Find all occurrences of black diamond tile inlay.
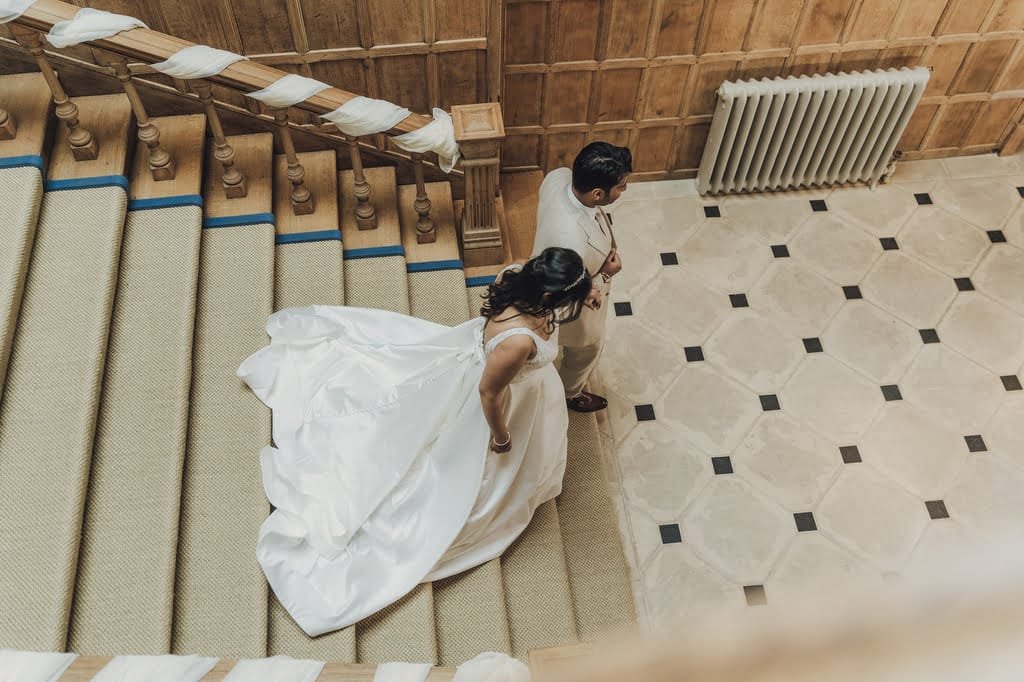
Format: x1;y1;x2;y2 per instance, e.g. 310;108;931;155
712;456;733;475
635;404;656;422
965;434;987;452
810;199;828;212
704;205;721;218
881;384;903;401
744;584;767;606
759;394;780;411
880;237;899;250
803;337;823;353
919;328;940;344
730;293;749;308
614;301;633;316
771;244;790;258
926;500;949;519
843;285;863;300
955;277;975;291
661;251;679;265
684;346;704;362
988;230;1007;244
915;192;933;205
840;445;862;463
1001;375;1023;391
794;512;817;532
1018;186;1024;198
659;523;682;544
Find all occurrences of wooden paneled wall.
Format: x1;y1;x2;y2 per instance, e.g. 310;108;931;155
501;0;1024;179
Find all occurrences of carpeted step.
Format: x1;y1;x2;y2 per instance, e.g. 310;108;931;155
268;149;355;662
0;72;50;393
68;115;207;656
340;166;410;315
558;412;636;639
356;584;438;665
501;500;578;657
172;133;274;658
0;94;133;650
433;561;512;666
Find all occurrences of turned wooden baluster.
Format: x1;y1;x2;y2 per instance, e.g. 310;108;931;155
272;108;314;215
191;80;246;198
345;135;377;230
411;153;434;243
10;25;97;160
0;107;16;140
111;61;175;180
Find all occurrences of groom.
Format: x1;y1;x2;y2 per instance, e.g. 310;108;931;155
531;142;632;413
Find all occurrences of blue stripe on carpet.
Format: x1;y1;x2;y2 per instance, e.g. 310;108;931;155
275;229;342;245
344;245;405;260
128;195;203;212
202;212;276;229
44;175;129;192
465;275;497;287
0;155;44;172
406;259;464;273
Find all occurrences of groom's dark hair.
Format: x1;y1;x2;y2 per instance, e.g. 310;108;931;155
572;142;632;194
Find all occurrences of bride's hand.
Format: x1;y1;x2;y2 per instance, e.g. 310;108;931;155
491;431;512;454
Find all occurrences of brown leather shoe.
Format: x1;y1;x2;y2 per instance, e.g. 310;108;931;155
566;391;608;413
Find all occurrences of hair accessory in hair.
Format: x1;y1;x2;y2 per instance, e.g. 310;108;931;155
563;270;586;291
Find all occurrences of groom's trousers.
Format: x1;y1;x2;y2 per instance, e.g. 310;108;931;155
559;341;603;399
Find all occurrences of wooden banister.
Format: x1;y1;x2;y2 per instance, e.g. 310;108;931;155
14;0;432;138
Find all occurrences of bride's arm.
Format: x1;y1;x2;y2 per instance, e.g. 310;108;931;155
478;335;534;452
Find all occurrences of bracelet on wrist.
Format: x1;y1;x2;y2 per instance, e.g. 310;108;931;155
492;433;511;447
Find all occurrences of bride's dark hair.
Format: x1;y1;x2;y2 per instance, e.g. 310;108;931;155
481;247;592;330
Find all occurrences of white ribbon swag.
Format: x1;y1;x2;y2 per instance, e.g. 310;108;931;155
46;7;146;48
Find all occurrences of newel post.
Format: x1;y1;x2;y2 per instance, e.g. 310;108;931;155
451;103;505;267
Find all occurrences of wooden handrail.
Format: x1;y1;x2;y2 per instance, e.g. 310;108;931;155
13;0;433;137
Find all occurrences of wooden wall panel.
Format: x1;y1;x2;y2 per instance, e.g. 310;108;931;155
435;0;487;41
230;0;295;55
368;0;426;45
376;55;431;112
299;0;362;50
502;0;1024;179
439;51;487;109
545;132;589;169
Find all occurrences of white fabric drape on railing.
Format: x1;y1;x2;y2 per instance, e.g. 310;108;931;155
91;654;219;682
0;0;36;24
248;73;331;108
320;95;411;137
151;45;247;79
393;107;461;173
221;655;324;682
0;649;77;682
370;661;433;682
45;7;146;48
453;652;531;682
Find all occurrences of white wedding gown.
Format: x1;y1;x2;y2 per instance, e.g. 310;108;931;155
237;304;568;637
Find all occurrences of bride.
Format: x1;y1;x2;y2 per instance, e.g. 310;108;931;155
237;247;597;637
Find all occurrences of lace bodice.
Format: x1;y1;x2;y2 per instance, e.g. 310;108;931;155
483;326;559;383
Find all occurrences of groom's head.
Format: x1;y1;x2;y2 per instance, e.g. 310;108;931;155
572;142;632;207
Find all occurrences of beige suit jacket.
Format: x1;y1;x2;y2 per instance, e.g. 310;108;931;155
531;167;613;348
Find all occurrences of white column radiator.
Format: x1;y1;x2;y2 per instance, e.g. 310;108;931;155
697;67;929;195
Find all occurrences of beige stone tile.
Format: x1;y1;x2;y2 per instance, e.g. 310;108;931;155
633;267;732;343
605;388;639;447
600;317;684;403
860;252;958;329
985;393;1024;471
889;159;949;184
718;193;814;244
606;222;664;299
901;345;1003;433
657;364;762;455
652;178;700;199
859;402;969;499
931;177;1021;229
641;544;746;630
816;467;930;570
609;197;705;251
937;294;1024;375
680;476;795;584
787;214;881;285
621;499;663;573
941;152;1024;179
618;421;713;519
973;245;1024;316
704;310;804;393
732;413;842;509
901;519;981;584
1003;204;1024;248
899;208;990;277
764;533;883;606
678;218;774;292
780;355;885;443
827;183;921;236
748;261;846;337
944;455;1024;540
821;301;921;383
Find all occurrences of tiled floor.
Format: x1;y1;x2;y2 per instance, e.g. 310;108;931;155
589;153;1024;630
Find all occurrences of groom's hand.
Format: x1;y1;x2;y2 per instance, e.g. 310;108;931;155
600;248;622;277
